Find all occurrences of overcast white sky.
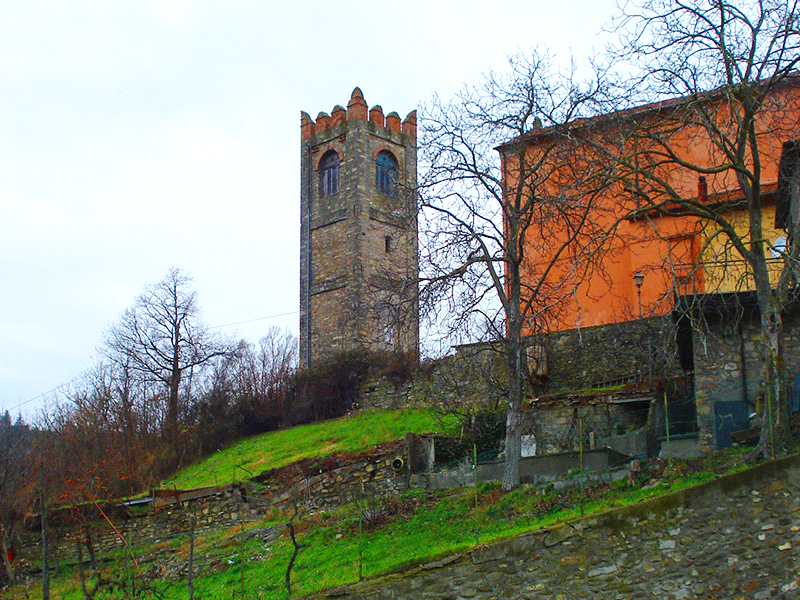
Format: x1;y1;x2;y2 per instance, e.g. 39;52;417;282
0;0;619;417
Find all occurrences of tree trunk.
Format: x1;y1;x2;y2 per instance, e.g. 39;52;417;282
749;244;789;459
76;535;90;600
187;513;195;600
502;341;524;491
285;521;300;596
166;367;181;442
165;319;182;442
756;301;787;457
85;529;98;575
0;533;14;584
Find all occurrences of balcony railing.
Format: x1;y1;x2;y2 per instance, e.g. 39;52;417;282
674;257;785;294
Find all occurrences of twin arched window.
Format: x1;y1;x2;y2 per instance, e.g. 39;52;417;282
319;149;399;197
319;150;340;196
376;150;398;196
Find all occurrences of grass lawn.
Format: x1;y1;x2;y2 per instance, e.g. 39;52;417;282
164;408;452;490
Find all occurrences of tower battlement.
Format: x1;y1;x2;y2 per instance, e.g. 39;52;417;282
300;88;416;141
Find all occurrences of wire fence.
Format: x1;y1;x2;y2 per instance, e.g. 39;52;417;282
521;398;697;459
429;394;702;472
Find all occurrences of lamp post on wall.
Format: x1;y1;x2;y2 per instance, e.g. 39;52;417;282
633;271;644;318
633;271;652;386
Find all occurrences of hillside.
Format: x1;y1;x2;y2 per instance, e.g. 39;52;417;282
165;407;450;489
9;440;780;600
7;415;778;599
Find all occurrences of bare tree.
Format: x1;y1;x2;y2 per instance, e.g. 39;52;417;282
40;361;166;504
0;413;34;585
606;0;800;455
230;328;297;426
284;501;303;596
196;328;297;445
103;268;230;442
419;51;616;489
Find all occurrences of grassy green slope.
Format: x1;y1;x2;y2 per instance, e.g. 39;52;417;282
164;408;451;489
22;463;751;600
8;442;765;599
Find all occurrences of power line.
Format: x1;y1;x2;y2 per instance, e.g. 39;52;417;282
4;311;299;416
2;377;79;416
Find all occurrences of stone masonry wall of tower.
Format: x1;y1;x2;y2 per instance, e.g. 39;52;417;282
299;88;419;368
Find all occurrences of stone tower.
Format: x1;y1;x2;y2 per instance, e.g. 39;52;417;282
299;88;418;367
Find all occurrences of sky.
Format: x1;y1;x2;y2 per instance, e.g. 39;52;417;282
0;0;620;418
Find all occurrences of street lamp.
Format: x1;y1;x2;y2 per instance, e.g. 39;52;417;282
633;271;651;386
633;271;644;319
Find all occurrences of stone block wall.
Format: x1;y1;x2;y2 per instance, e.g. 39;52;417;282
358;351;509;412
524;397;653;457
255;441;408;509
692;302;800;449
542;316;683;390
17;485;262;568
359;317;684;414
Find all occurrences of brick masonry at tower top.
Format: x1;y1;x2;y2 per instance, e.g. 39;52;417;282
300;88;419;367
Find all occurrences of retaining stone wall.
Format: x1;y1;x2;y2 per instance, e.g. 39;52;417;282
17;485;263;567
525;399;652;456
317;454;800;599
256;441;407;508
543;316;682;390
17;442;408;568
358;352;508;412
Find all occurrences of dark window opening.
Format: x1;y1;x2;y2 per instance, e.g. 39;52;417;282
384;235;392;253
776;140;799;229
376;150;398;196
319;150;340;196
676;314;694;373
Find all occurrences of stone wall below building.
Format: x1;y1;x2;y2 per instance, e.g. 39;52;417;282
359;316;684;414
543;316;682;390
691;302;800;450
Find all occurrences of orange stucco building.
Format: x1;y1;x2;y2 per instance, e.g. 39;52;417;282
499;80;800;336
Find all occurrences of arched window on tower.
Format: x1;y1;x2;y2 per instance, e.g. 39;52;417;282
319;150;340;196
375;150;398;196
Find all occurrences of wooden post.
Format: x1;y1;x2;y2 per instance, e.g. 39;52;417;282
579;414;584;517
473;443;479;545
40;465;49;600
664;391;671;467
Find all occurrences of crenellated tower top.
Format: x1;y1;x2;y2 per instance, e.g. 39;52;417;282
301;87;416;141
